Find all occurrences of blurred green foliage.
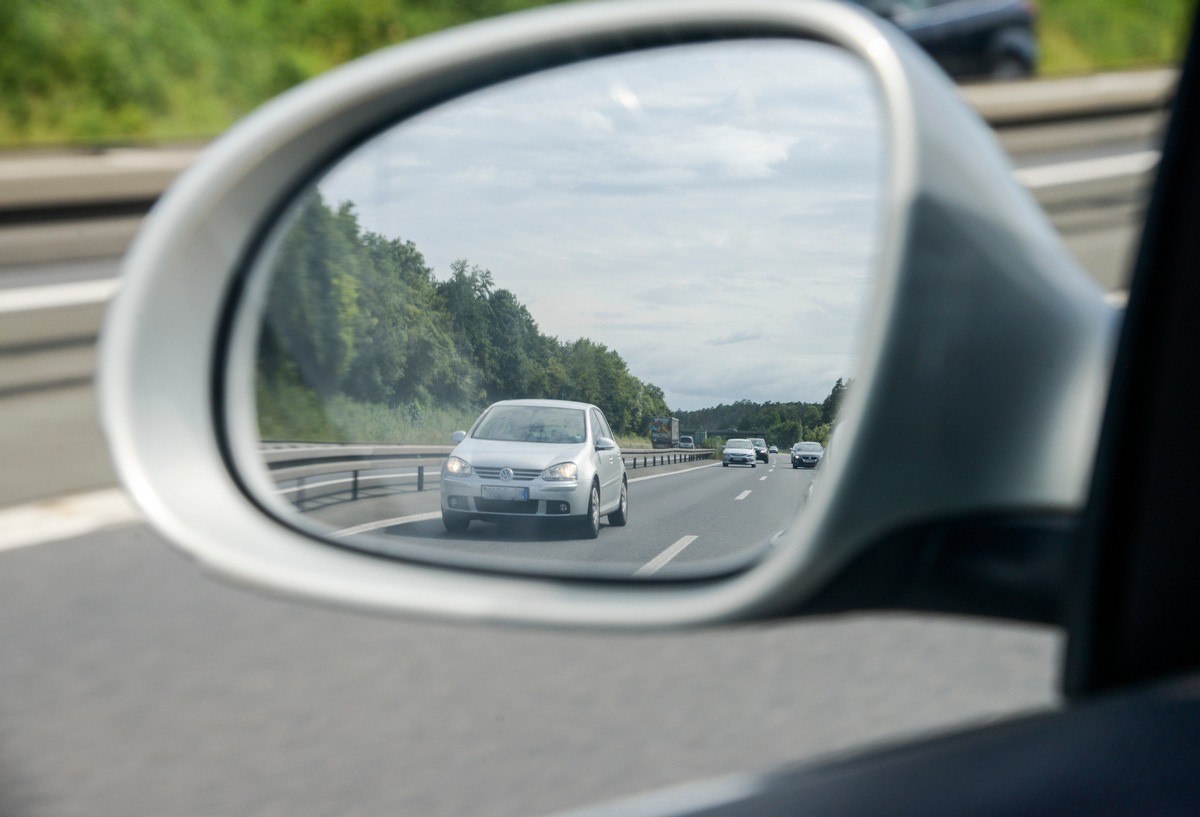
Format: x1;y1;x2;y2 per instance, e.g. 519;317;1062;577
0;0;1188;147
0;0;563;146
1038;0;1191;75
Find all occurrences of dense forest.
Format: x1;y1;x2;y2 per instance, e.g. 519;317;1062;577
676;380;848;449
256;192;670;443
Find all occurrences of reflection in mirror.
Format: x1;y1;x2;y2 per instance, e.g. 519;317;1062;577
232;39;885;580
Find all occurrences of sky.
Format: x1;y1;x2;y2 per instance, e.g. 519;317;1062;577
313;39;886;410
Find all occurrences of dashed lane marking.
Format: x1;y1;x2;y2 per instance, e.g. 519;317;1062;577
0;488;140;552
635;535;699;577
734;490;752;501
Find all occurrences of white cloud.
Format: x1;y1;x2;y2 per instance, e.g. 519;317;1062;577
312;39;884;409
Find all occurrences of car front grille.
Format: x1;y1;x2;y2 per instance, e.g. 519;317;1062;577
474;467;540;481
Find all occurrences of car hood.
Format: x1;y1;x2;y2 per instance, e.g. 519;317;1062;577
452;438;592;470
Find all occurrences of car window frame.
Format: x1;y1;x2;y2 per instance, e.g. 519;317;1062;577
1063;8;1200;697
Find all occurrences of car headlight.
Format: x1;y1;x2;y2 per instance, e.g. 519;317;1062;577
444;456;473;476
541;462;578;481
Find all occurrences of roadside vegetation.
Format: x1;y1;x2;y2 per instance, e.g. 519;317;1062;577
0;1;1188;148
257;192;672;443
257;191;847;447
1038;0;1191;76
675;380;848;452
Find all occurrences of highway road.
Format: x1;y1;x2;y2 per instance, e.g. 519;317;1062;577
294;456;810;578
0;111;1153;817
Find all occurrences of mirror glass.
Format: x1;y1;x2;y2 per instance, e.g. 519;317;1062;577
232;39;886;580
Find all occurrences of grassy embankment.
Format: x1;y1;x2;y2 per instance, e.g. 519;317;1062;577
258;380;655;447
0;0;1191;148
1038;0;1192;76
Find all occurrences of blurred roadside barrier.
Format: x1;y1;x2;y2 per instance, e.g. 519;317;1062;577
0;69;1175;267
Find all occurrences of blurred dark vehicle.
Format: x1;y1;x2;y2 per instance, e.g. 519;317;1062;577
847;0;1037;80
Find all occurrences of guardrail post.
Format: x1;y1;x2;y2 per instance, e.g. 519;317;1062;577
418;466;425;492
352;470;359;500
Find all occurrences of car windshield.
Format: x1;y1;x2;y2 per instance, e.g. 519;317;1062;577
472;406;587;444
797;443;823;452
727;439;753;449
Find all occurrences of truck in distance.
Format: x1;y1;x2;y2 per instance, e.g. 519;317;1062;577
649;416;680;449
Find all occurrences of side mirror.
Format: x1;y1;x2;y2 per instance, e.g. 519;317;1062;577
99;0;1114;630
450;430;467;444
595;437;617;452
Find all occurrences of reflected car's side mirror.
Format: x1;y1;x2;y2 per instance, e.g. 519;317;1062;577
450;431;467;444
595;437;617;452
98;0;1115;630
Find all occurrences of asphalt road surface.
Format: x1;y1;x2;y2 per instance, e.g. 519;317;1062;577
0;112;1151;817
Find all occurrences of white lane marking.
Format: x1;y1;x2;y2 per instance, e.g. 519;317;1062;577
0;488;140;552
628;462;720;484
759;476;768;481
1016;149;1160;189
635;535;698;577
734;490;752;501
333;511;442;537
0;278;119;315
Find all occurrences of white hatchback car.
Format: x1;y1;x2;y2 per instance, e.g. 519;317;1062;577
441;399;628;538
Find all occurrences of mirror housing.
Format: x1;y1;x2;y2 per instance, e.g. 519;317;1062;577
450;431;467;444
595;438;618;452
98;0;1115;629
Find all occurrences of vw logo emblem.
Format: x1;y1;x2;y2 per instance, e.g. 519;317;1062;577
499;467;514;481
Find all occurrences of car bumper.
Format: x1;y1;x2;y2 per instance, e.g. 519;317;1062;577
441;475;589;518
792;457;820;468
724;454;755;465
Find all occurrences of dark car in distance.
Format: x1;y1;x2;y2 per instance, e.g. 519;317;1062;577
791;441;825;469
751;438;770;462
846;0;1037;80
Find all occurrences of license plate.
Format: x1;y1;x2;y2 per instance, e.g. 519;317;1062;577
480;485;530;501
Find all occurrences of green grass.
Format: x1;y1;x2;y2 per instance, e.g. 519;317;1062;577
0;1;1191;147
258;378;480;444
0;0;564;147
1038;0;1192;76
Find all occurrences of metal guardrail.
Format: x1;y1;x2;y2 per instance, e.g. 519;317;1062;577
261;443;715;510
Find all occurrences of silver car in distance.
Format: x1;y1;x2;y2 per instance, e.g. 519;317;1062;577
722;438;758;468
440;399;629;538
